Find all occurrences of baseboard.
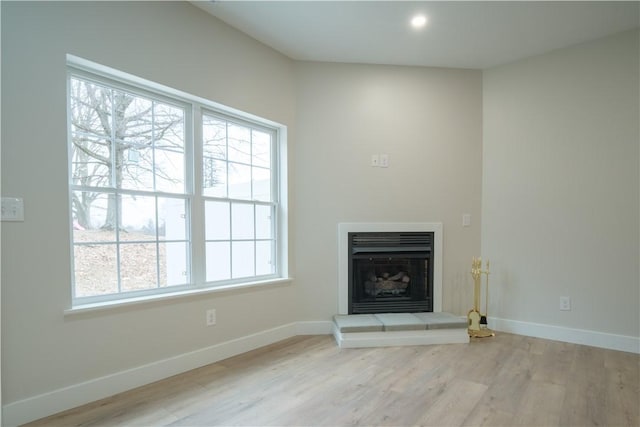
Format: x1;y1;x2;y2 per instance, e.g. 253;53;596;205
3;322;302;427
5;318;636;426
491;317;640;354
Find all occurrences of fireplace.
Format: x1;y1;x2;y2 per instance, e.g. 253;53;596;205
338;223;442;315
349;232;432;314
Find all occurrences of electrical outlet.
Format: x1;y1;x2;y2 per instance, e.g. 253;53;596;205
559;296;571;311
206;309;216;326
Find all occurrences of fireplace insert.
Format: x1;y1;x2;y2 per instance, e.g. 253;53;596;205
348;231;433;314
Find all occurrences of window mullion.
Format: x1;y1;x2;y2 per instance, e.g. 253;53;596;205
250;130;256;276
151;101;157;191
151;103;161;290
249;128;254;201
155;196;161;289
191;103;206;287
110;88;124;295
225;121;230;198
253;204;257;277
228;201;234;279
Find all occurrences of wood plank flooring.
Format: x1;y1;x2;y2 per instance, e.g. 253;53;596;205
24;333;639;426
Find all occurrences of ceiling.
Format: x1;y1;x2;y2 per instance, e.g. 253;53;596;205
193;1;639;69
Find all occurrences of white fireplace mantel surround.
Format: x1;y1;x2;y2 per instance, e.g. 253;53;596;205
338;222;443;315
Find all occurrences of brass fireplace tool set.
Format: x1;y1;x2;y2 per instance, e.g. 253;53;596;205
468;257;495;338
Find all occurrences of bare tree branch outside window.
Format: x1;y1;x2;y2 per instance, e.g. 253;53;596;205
68;68;278;302
70;78;185;230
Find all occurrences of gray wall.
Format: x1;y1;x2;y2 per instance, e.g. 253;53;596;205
1;2;483;411
1;1;298;405
482;29;639;338
293;62;483;319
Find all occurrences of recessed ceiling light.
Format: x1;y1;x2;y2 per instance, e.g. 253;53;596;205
411;15;428;29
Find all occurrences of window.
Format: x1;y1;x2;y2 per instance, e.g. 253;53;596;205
202;114;277;282
68;58;285;306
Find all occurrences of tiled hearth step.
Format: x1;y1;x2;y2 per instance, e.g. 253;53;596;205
333;312;470;348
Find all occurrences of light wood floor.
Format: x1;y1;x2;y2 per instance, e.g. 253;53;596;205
24;333;639;426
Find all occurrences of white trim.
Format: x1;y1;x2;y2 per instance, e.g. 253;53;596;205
337;222;443;315
4;317;637;426
3;320;332;427
65;278;294;316
490;317;640;354
2;322;298;427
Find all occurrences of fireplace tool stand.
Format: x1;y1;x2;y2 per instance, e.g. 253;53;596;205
468;257;495;338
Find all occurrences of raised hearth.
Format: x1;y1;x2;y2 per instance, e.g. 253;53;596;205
333;312;469;348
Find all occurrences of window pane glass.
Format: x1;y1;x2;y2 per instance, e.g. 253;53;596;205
69;79;112;191
159;197;187;240
252;166;271;202
232;241;254;278
120;243;158;292
228;124;251;164
120;194;156;241
228;163;251;200
70;134;112;188
72;191;115;241
154;103;185;193
160;242;189;286
231;203;254;240
116;91;155;192
203;158;227;198
74;244;118;297
120;94;153;145
114;96;186;193
256;241;274;276
120;143;154;191
205;201;230;240
255;205;273;239
69;78;112;137
206;242;231;282
155;148;185;193
203;115;226;160
252;130;271;168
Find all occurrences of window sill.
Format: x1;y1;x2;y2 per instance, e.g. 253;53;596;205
64;277;294;317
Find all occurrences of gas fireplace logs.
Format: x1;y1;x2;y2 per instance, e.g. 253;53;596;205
364;271;410;296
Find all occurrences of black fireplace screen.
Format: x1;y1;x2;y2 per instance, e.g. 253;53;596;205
348;232;433;314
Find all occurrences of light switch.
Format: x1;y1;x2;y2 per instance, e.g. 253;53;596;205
371;154;379;167
1;197;25;221
380;154;389;168
462;214;471;227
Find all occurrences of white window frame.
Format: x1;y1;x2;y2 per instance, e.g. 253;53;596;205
200;110;280;285
67;55;288;308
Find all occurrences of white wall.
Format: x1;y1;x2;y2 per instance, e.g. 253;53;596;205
293;62;483;320
1;0;297;416
482;30;639;345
